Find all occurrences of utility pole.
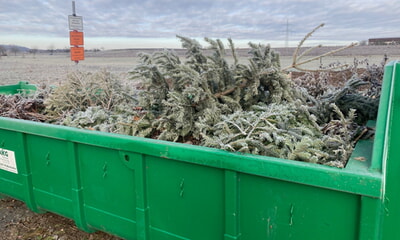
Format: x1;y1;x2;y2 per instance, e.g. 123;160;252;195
72;1;76;16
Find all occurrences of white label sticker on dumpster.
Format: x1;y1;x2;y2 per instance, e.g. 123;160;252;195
0;149;18;174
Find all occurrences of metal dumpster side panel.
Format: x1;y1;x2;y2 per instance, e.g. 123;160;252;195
380;61;400;239
27;135;74;218
0;81;37;95
78;144;138;238
0;118;382;240
239;173;361;240
0;117;382;197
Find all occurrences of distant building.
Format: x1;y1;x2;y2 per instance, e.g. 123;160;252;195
368;38;400;45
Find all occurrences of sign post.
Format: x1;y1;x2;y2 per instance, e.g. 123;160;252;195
69;31;84;46
69;1;84;64
68;16;83;31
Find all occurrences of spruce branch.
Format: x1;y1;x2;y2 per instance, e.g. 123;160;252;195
228;38;239;66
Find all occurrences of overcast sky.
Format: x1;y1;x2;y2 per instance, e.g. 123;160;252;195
1;0;399;49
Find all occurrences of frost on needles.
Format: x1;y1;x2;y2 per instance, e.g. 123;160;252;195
127;36;377;167
13;35;380;167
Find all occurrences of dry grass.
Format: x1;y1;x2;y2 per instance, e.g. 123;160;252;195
0;53;135;85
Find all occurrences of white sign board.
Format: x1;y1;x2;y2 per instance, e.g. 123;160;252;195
0;148;17;174
68;15;83;31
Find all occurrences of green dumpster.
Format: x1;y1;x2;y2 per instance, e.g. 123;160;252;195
0;61;399;239
0;81;37;95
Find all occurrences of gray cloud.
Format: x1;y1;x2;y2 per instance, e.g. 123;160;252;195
1;0;399;48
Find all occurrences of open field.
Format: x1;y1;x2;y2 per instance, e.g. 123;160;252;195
0;53;135;85
1;45;399;86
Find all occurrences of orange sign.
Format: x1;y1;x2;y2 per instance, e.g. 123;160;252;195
70;47;85;61
70;31;84;46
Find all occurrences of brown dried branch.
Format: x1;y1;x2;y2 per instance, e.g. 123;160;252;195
214;79;248;98
292;23;325;66
282;24;357;72
0;95;47;122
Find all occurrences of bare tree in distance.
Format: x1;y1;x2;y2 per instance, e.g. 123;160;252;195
10;45;20;56
48;44;55;55
0;46;6;58
30;47;39;58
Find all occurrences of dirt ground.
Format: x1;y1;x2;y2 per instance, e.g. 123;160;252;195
0;197;122;240
0;45;398;239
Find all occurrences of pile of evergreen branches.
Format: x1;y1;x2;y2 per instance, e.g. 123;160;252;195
126;36;378;166
0;36;382;167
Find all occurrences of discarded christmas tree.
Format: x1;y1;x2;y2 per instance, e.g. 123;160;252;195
127;33;379;166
